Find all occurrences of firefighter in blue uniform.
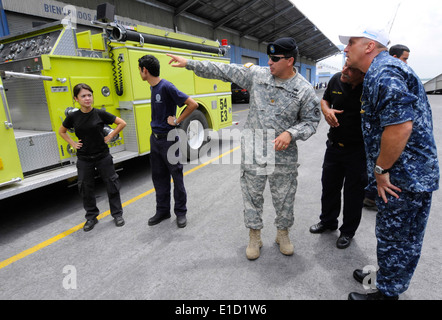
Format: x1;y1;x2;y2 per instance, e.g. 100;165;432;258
138;55;198;228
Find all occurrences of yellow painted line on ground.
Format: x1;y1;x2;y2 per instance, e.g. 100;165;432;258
233;108;249;114
0;146;240;271
184;146;240;176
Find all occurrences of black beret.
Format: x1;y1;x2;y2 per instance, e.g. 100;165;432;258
267;37;298;56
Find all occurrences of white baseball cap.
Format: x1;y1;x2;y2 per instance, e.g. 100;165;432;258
339;25;390;47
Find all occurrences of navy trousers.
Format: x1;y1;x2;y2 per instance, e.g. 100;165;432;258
320;140;367;237
76;153;123;221
375;191;432;297
150;133;187;217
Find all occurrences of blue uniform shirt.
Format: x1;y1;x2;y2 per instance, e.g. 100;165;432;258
150;79;189;134
361;50;439;193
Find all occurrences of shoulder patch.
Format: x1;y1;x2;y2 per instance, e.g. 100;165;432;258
243;62;254;68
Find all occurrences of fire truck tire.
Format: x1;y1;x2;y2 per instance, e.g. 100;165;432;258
180;109;209;160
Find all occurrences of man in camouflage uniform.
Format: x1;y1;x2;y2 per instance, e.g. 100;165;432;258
339;26;439;300
168;38;320;260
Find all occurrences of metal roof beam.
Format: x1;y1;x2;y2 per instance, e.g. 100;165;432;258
175;0;200;17
297;32;324;46
135;0;246;37
258;17;307;42
302;38;334;53
135;0;174;12
302;41;339;60
239;4;294;37
133;0;338;61
289;26;317;41
214;0;262;29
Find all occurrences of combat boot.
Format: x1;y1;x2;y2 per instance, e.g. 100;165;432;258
246;229;263;260
275;229;294;256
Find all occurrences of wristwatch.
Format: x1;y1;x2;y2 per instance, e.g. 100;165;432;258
374;165;391;175
174;118;180;126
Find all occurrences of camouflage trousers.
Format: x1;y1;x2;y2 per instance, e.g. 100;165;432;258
240;164;299;230
375;191;432;296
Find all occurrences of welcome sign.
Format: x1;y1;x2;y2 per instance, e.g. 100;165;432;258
2;0;139;27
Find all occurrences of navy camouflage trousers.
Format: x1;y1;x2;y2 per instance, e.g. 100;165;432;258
375;191;432;296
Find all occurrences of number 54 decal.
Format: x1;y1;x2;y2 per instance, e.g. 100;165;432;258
220;98;228;122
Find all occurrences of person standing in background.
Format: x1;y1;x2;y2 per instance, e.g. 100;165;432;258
309;62;366;249
389;44;410;64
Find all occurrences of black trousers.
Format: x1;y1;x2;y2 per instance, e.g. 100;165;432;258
76;153;123;220
150;133;187;217
320;141;367;237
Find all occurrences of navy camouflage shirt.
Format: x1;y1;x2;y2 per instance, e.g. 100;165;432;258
361;50;439;193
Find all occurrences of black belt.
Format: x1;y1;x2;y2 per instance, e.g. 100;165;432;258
152;132;169;139
78;151;109;162
328;140;362;148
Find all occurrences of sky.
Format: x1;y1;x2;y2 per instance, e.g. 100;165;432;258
292;0;442;80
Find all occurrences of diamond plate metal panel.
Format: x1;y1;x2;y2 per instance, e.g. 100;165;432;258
15;130;60;174
3;77;51;131
119;108;139;153
52;27;77;56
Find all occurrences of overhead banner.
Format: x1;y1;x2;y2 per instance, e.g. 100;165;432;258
2;0;139;27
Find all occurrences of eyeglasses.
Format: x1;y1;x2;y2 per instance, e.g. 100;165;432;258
269;55;291;62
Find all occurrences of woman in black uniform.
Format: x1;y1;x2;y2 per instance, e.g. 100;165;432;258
59;83;126;231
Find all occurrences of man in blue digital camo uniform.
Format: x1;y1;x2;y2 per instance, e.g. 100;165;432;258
340;26;439;300
167;38;321;260
363;43;412;210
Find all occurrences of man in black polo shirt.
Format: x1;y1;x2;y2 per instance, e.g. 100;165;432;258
309;63;366;249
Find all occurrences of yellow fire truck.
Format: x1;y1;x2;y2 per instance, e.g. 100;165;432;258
0;14;232;200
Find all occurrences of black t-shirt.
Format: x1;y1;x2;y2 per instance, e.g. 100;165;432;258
62;108;116;160
323;72;364;145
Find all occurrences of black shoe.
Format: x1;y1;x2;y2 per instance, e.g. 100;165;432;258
148;213;171;226
114;216;125;227
177;215;187;228
309;221;337;234
336;234;352;249
83;218;98;232
348;290;398;300
353;269;374;284
363;197;378;211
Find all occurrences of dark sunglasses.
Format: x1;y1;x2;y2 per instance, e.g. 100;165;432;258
269;55;291;62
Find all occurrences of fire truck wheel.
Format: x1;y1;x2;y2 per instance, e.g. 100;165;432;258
180;109;209;160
